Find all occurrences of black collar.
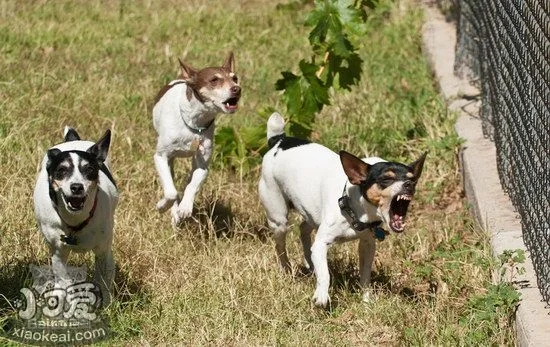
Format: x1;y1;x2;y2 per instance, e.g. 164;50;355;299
338;182;386;241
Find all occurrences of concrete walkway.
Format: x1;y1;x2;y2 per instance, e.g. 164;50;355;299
421;3;550;346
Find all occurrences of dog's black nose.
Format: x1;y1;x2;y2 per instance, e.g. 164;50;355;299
70;183;84;195
230;85;241;96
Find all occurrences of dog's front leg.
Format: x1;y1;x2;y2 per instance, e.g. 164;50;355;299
51;247;71;288
358;234;376;302
93;250;115;307
154;152;178;212
173;151;210;225
311;232;333;307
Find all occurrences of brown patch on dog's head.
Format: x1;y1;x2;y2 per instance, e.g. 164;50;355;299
365;183;393;208
177;52;241;113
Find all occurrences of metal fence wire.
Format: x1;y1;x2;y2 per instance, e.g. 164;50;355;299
454;0;550;304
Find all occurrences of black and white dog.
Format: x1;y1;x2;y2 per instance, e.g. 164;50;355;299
259;113;426;307
33;127;118;306
153;52;241;227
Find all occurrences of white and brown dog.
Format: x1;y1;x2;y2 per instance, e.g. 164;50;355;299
259;113;426;307
33;127;118;306
153;52;241;227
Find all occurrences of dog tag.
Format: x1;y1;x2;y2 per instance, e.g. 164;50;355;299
61;235;78;245
374;227;386;241
190;138;200;152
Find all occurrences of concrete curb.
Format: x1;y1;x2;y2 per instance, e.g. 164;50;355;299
421;4;550;346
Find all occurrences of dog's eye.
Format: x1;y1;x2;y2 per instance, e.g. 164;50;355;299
232;76;238;83
54;167;69;180
209;77;220;84
81;165;97;179
379;177;394;187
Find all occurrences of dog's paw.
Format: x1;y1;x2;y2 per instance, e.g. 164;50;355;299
156;197;176;213
170;203;183;228
177;199;194;219
362;290;373;303
312;290;330;308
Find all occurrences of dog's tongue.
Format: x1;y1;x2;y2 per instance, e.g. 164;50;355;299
224;97;239;112
391;214;405;231
225;103;238;111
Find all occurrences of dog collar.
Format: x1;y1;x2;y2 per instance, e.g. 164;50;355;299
338;183;386;241
55;194;98;245
180;110;215;135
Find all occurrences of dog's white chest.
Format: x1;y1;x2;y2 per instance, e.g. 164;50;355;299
165;133;209;158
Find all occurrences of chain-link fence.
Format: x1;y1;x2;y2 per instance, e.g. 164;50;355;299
454;0;550;304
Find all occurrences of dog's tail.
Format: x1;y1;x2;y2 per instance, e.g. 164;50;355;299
63;126;81;142
267;112;285;149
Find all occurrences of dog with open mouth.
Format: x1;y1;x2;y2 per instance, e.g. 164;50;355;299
152;52;241;227
258;113;426;307
33;127;118;306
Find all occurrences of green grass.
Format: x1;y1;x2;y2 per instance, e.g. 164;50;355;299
0;0;516;345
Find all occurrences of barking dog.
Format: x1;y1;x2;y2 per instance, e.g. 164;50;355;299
259;113;426;307
153;52;241;227
33;127;118;306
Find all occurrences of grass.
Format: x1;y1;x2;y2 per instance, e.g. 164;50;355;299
0;0;517;345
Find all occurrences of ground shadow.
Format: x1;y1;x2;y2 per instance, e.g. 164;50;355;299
0;258;34;315
0;257;148;316
325;257;432;309
113;263;149;308
177;197;271;242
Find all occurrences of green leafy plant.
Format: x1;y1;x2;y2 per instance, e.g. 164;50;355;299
216;0;370;171
459;249;524;344
498;249;526;283
461;283;520;344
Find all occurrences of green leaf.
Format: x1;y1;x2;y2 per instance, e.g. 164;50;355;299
335;0;367;36
299;60;330;106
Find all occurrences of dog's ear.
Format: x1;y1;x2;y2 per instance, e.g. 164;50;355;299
409;152;427;181
340;151;370;185
63;126;80;142
222;51;235;72
47;148;61;161
46;148;61;172
87;129;111;163
178;58;197;82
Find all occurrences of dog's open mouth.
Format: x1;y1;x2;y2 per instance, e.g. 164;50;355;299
63;195;86;212
389;194;412;232
223;97;240;112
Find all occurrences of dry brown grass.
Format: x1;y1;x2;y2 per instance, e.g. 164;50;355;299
0;0;515;345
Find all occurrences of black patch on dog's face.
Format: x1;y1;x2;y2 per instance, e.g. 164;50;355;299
362;162;416;193
47;150;100;189
78;158;100;181
47;150;74;179
47;150;102;211
47;152;100;181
